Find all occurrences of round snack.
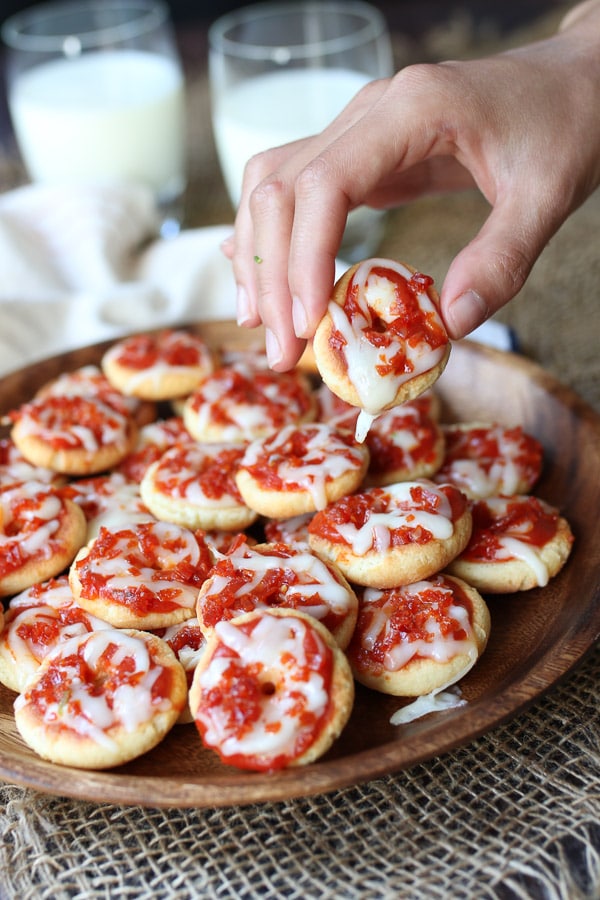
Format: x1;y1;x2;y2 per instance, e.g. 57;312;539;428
10;394;137;476
447;494;574;592
0;482;87;597
189;607;354;771
312;259;450;441
101;329;216;400
14;627;187;769
140;442;258;532
347;574;490;696
0;576;111;693
69;520;212;629
308;478;472;589
235;423;369;518
433;422;544;499
196;541;358;649
182;360;317;444
63;472;155;540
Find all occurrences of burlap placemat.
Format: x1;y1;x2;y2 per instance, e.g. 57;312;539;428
0;6;598;898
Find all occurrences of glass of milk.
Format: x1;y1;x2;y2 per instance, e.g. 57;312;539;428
1;0;186;236
208;1;394;262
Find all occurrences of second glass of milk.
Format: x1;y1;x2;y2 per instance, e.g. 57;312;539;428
208;1;394;262
2;0;186;237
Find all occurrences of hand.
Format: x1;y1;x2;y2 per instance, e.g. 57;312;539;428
224;1;600;370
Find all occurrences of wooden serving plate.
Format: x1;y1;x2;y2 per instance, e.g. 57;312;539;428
0;324;599;809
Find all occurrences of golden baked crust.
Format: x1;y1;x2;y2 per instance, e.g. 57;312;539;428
308;480;472;589
313;260;451;417
195;540;358;650
140;443;258;533
188;607;354;770
14;628;187;769
69;521;211;629
446;495;574;592
101;330;217;401
11;395;137;476
234;423;369;519
0;487;87;597
347;574;490;696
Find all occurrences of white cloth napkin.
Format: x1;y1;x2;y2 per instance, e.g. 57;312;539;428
0;183;241;376
0;183;513;378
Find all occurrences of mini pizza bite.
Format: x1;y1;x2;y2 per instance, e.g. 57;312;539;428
14;627;187;769
69;520;212;629
101;329;216;401
189;607;354;771
0;482;87;597
363;401;445;486
0;575;111;693
347;574;490;696
434;423;544;499
235;422;370;518
312;259;450;441
182;360;317;444
446;494;574;592
196;540;358;649
308;478;472;588
140;442;258;532
10;394;137;476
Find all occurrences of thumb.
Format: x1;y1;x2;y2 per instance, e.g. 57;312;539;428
439;197;554;339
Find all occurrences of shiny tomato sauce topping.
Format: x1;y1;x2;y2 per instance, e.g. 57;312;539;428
17;395;127;450
191;367;312;427
244;428;357;490
462;496;560;561
351;576;473;669
157;446;244;502
28;639;172;720
442;425;543;483
330;266;446;374
309;483;467;547
367;413;439;473
0;492;65;577
76;525;210;613
195;616;333;770
115;331;205;369
16;606;94;647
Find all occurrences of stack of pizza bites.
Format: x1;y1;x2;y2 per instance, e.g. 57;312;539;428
0;261;575;775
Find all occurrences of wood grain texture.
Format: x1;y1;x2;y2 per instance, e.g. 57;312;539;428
0;325;599;809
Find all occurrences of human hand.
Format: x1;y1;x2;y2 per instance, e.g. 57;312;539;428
224;1;600;370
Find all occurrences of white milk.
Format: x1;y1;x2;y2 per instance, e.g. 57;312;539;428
213;67;371;204
9;50;186;202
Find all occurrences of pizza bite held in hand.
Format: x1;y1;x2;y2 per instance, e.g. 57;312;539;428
313;259;450;441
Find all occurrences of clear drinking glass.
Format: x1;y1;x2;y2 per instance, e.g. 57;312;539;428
1;0;187;235
208;0;394;261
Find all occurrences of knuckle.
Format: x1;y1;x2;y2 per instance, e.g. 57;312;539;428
249;173;288;216
491;244;532;296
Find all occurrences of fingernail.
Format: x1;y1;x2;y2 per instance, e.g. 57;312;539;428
447;290;489;338
292;296;309;337
265;328;283;367
219;234;234;257
236;284;251;325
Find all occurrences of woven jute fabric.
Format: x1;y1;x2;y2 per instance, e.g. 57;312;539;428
0;6;599;898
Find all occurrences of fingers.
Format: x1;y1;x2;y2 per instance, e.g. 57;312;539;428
440;195;557;338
